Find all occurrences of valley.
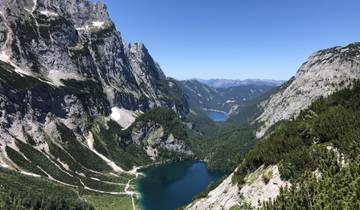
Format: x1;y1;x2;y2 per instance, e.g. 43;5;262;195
0;0;359;210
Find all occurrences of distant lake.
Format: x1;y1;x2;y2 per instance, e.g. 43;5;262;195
206;111;228;122
137;161;225;210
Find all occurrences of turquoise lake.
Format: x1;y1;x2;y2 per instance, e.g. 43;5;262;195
206;111;228;122
137;161;225;210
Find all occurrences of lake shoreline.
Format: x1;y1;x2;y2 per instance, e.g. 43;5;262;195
206;110;229;122
136;161;226;210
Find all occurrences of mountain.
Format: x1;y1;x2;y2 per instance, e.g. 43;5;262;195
186;42;360;210
1;1;359;209
256;43;360;137
0;0;188;114
197;78;285;88
178;79;277;116
178;80;279;171
0;0;192;208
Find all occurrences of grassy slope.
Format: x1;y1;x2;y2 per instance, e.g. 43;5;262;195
0;167;137;210
84;195;135;210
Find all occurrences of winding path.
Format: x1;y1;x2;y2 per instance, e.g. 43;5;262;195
125;178;136;210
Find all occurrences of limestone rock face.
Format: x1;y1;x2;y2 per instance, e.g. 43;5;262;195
186;165;289;210
0;0;188;112
130;121;193;160
256;43;360;137
0;0;189;179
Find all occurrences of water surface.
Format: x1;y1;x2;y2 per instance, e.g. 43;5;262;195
206;111;228;122
137;161;225;210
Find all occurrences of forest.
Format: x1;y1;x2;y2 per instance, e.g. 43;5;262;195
230;80;360;209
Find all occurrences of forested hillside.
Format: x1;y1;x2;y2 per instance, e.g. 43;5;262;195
232;80;360;209
187;43;360;210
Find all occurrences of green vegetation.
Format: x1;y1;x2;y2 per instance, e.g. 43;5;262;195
136;107;188;141
56;123;111;172
228;80;360;209
178;79;276;118
5;146;46;177
230;203;254;210
91;118;152;170
227;86;277;125
189;124;257;171
0;168;93;210
81;176;125;193
262;170;272;184
91;108;191;171
0;166;137;210
84;194;135;210
15;139;81;185
261;153;360;210
46;138;128;184
181;82;278;171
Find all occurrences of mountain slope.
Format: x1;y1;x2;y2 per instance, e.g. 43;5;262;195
0;0;188;113
0;0;192;208
186;42;360;210
256;43;360;137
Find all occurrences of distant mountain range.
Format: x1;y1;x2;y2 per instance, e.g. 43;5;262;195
196;78;286;88
177;80;277;116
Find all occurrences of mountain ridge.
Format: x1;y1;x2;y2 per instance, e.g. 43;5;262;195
178;79;278;117
186;41;360;210
0;1;193;208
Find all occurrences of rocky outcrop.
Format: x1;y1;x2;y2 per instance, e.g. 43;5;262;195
256;43;360;137
131;121;193;160
186;165;289;210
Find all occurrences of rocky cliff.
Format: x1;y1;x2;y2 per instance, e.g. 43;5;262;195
256;43;360;137
0;0;188;112
0;0;191;193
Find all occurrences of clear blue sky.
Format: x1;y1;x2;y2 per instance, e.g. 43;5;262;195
93;0;360;80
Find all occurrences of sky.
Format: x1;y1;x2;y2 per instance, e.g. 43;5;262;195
92;0;360;80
